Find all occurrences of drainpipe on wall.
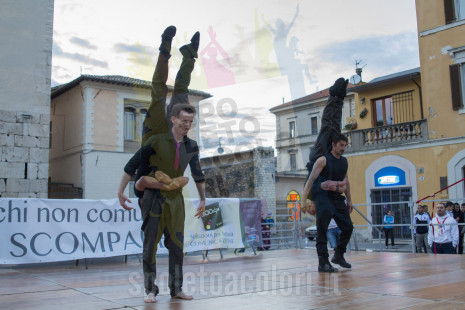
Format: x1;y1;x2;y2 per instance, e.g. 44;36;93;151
411;77;424;119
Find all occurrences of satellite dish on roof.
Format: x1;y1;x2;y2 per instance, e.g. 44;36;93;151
349;74;361;85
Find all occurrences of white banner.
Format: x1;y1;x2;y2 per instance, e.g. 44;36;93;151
0;198;253;264
184;198;244;251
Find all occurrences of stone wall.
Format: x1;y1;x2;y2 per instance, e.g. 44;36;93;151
0;111;50;198
200;146;276;213
0;0;54;197
201;151;255;198
253;147;276;213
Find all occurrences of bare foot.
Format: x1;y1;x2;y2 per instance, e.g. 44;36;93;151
172;291;193;300
135;176;164;191
155;170;172;184
161;177;189;191
144;292;156;303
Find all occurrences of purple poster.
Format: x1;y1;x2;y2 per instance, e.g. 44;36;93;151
239;199;263;247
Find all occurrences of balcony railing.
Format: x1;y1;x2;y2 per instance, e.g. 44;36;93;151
345;119;428;153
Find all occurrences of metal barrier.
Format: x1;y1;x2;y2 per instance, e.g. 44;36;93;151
288;196;465;253
270;195;464;253
350;197;465;253
271;202;301;249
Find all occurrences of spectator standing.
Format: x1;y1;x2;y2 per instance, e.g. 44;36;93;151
445;201;454;218
383;210;395;249
454;203;464;254
423;205;431;220
414;205;430;253
428;203;459;254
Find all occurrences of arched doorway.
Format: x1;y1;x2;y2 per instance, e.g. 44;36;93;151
447;148;465;201
365;155;417;240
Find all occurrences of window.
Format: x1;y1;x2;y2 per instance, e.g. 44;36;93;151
290;153;296;170
445;0;465;23
124;101;150;142
458;0;465;20
349;98;355;117
450;47;465;112
450;63;464;110
139;108;147;138
124;107;136;140
440;176;448;193
289;121;296;138
373;97;393;127
286;190;301;221
444;0;465;24
310;116;318;135
372;91;414;126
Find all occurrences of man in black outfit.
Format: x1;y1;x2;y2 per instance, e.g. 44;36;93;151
302;78;353;272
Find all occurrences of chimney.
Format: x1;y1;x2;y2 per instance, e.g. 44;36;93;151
356;67;362;79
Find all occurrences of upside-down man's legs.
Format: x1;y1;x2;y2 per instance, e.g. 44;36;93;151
142;26;177;146
307;78;348;171
167;32;200;116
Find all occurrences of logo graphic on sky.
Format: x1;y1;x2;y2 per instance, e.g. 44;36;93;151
125;6;313;100
201;202;224;230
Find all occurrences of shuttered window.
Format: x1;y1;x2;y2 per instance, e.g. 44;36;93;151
290;154;296;170
311;116;318;135
450;64;464;110
445;0;456;24
289;121;296;138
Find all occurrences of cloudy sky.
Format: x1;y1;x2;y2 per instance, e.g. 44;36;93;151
52;0;420;156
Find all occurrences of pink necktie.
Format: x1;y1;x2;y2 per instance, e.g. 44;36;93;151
174;142;181;170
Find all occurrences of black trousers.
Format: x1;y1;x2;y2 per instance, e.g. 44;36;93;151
307;96;344;175
433;242;454;254
384;228;394;246
142;189;185;297
312;187;353;258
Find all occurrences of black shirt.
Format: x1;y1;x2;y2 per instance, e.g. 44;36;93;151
318;152;348;200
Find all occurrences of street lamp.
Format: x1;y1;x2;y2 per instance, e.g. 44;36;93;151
217;137;224;154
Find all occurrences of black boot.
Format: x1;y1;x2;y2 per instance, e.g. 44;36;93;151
159;25;177;55
190;31;200;52
318;256;338;273
180;32;200;59
331;249;351;268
